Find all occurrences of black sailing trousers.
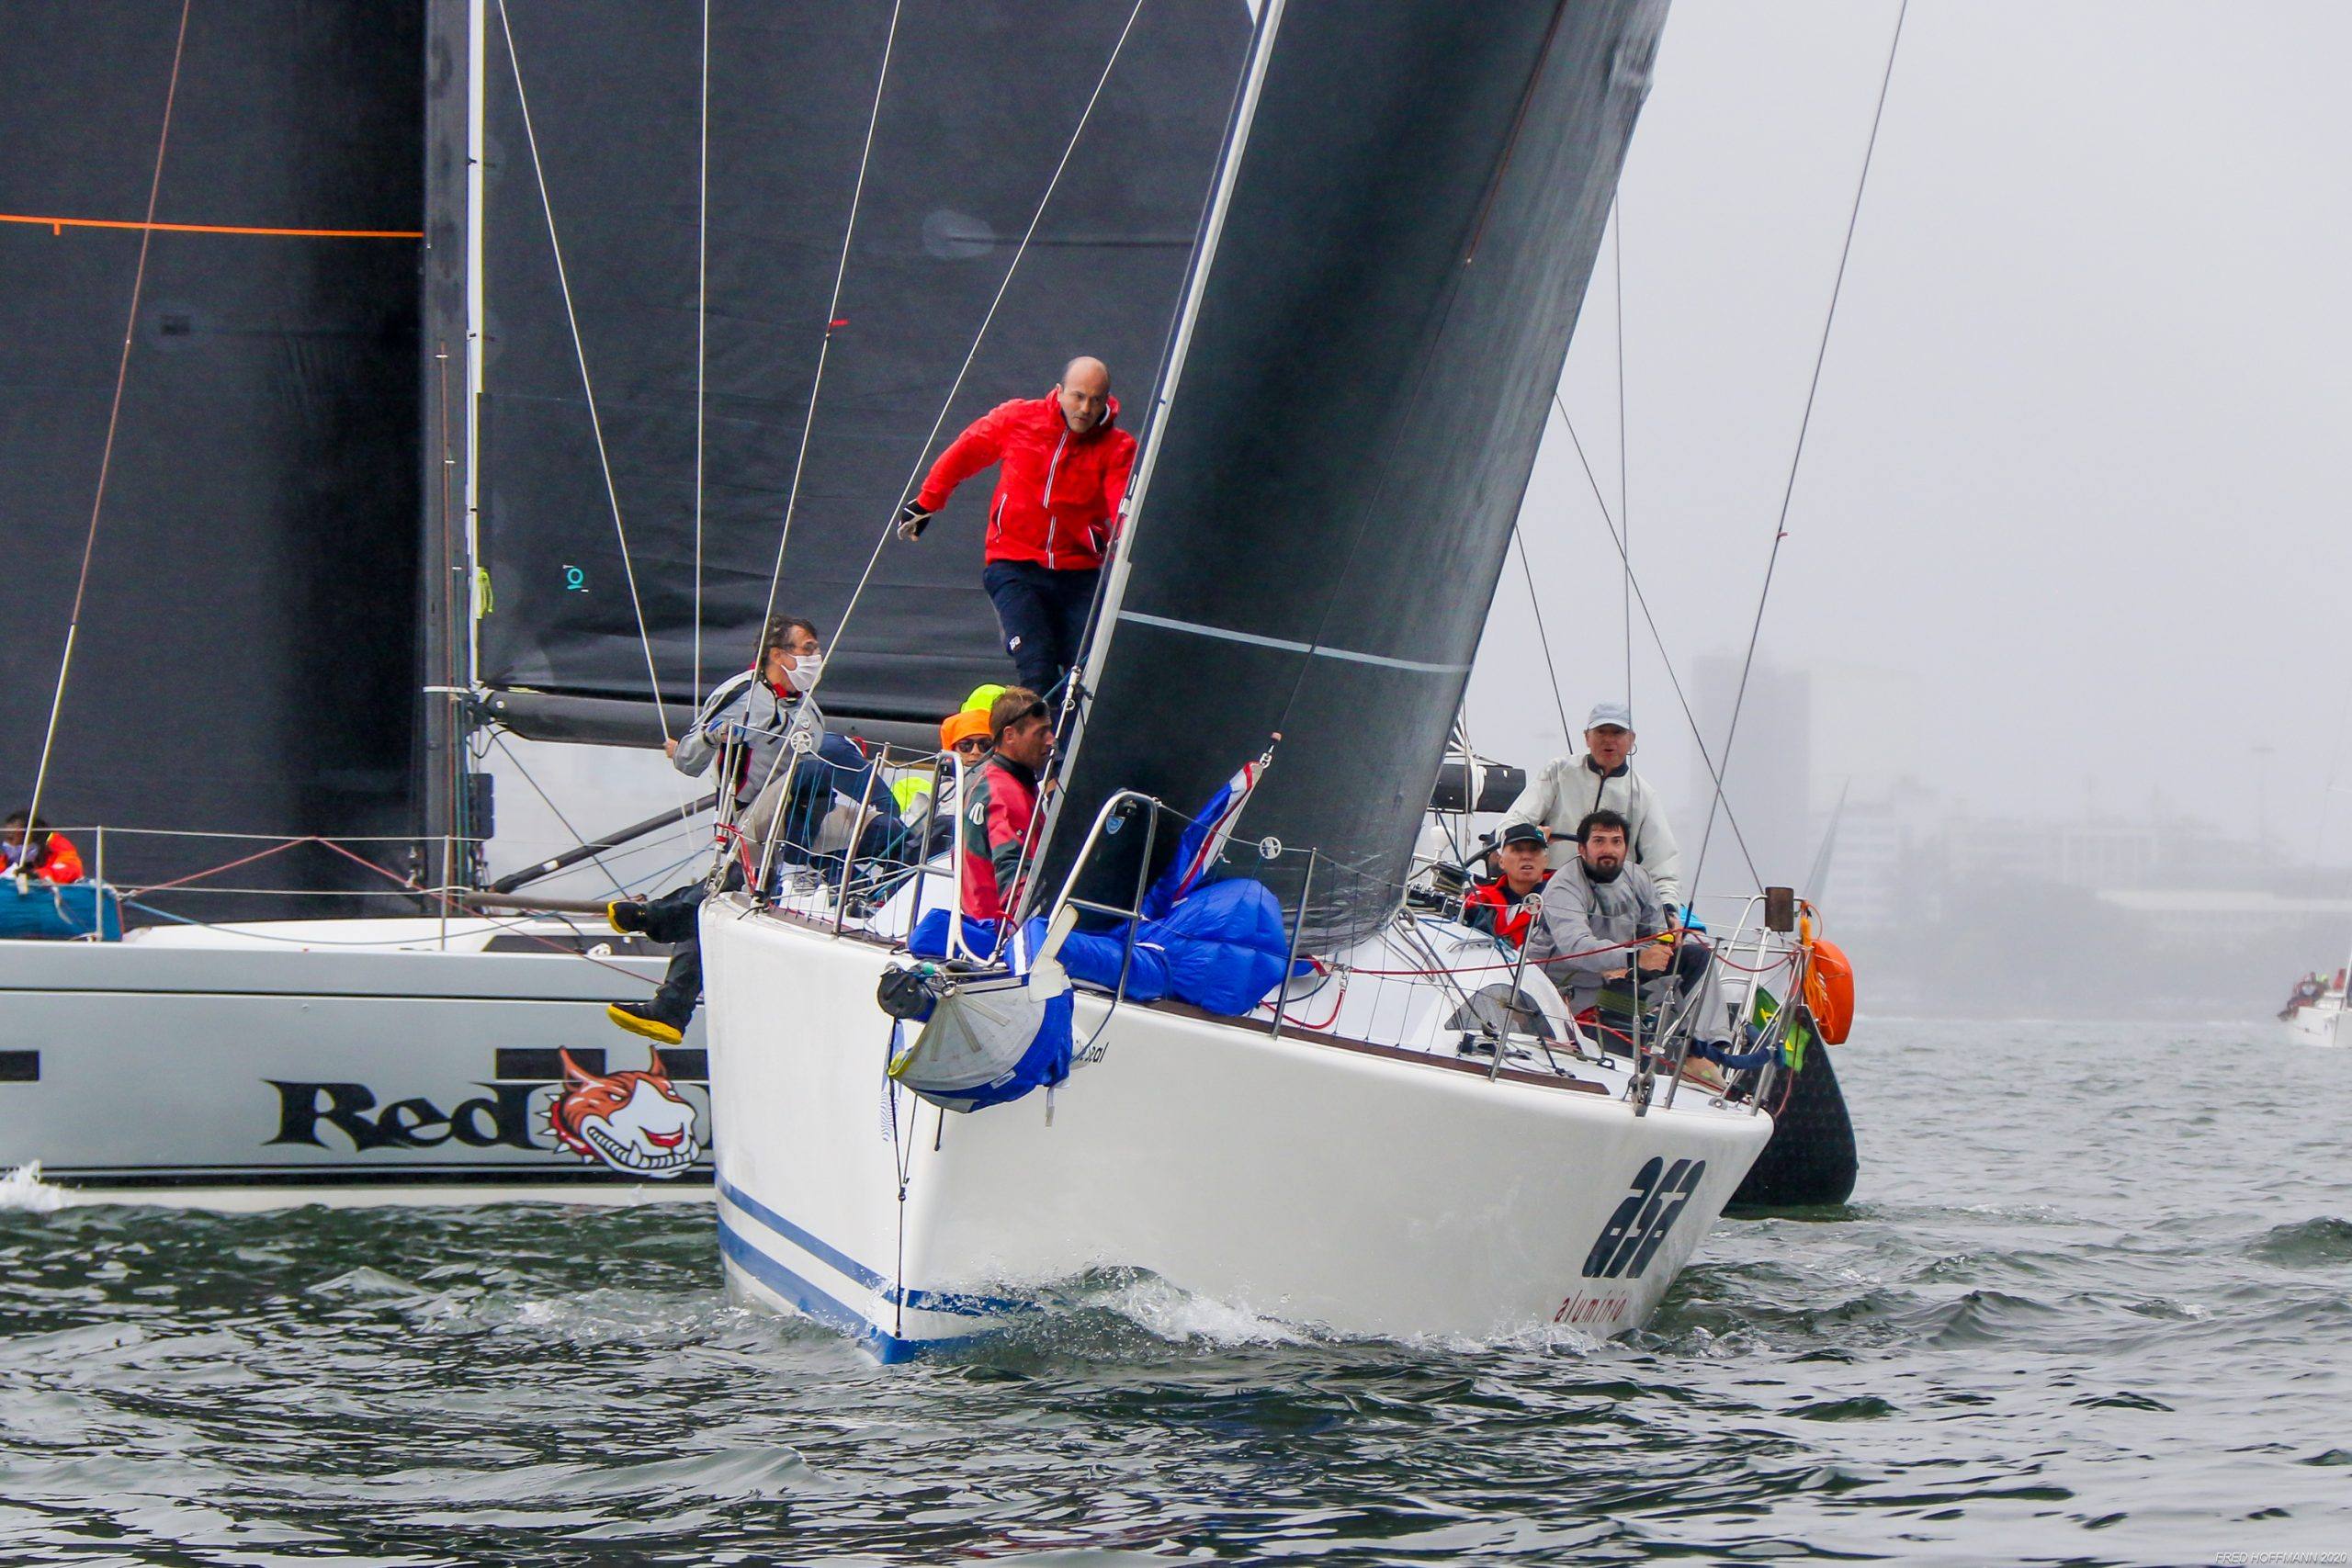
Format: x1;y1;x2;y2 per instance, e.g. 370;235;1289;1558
983;560;1099;701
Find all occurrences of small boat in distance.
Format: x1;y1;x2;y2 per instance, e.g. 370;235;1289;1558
2278;966;2350;1047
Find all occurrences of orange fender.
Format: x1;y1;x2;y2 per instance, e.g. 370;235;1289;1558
1803;938;1856;1044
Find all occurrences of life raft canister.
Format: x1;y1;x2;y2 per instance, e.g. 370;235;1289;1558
1802;938;1856;1045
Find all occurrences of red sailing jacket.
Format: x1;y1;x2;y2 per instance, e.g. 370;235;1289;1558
1464;873;1549;948
958;752;1041;923
917;390;1136;571
7;831;83;885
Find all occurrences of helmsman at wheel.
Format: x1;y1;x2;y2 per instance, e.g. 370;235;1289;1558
895;355;1136;702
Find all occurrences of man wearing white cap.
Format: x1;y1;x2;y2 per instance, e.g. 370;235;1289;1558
1499;699;1685;919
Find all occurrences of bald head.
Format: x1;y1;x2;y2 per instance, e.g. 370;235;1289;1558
1057;356;1111;434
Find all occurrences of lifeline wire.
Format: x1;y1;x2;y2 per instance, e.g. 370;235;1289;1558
1548;392;1766;893
810;0;1150;676
754;0;905;658
1683;0;1908;912
496;0;674;742
23;0;192;857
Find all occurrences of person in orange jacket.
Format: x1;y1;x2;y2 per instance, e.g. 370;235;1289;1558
895;356;1135;701
4;810;84;884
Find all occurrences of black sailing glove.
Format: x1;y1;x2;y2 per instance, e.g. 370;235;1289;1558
894;500;934;541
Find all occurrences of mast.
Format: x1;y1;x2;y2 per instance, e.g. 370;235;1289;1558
418;0;484;889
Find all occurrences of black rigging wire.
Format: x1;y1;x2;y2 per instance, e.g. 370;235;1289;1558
1511;530;1573;753
1683;0;1909;912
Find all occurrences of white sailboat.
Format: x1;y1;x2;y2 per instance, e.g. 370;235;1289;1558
2279;965;2351;1047
700;0;1788;1357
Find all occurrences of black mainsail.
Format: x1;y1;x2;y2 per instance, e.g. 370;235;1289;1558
470;0;1249;742
0;3;424;903
1047;0;1670;935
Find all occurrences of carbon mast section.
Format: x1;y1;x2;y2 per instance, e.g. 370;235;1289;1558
0;3;424;904
472;1;1248;732
1048;2;1670;940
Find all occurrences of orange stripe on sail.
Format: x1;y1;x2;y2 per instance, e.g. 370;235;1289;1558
0;212;421;239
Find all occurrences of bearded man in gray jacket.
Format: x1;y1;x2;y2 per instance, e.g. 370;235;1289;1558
1525;809;1707;1018
1500;699;1683;918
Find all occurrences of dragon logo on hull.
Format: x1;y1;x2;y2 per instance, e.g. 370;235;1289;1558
549;1048;701;1178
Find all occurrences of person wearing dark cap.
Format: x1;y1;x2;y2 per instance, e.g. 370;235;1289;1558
1499;698;1684;918
1464;820;1553;947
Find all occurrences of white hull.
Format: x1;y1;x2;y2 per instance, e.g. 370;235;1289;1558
702;895;1774;1361
2282;999;2351;1048
0;919;714;1205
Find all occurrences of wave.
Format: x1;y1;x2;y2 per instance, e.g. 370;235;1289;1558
2247;1216;2352;1267
0;1162;70;1214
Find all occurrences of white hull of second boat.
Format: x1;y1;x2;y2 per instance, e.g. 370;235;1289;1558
0;919;715;1206
701;895;1775;1360
2282;999;2351;1048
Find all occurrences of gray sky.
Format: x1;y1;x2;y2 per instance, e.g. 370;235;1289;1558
1466;0;2352;863
498;0;2352;891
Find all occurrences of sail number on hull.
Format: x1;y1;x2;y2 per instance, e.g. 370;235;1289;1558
1581;1156;1708;1280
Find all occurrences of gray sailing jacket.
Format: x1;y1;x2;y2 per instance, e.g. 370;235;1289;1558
1524;857;1669;1010
1499;754;1683;907
671;670;825;806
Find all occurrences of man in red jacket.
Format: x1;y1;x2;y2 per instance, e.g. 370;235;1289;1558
897;356;1135;701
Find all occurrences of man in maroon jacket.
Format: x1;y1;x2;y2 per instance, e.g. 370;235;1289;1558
896;355;1136;701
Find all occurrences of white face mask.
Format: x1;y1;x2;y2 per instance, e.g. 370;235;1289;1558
785;653;823;693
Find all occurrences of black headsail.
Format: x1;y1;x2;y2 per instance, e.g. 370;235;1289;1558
471;1;1248;745
1046;0;1669;939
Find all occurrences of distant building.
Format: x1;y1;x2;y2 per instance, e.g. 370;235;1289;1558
1687;652;1812;898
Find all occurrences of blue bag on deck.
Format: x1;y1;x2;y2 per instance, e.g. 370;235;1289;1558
908;908;1171;1003
1141;876;1295;1016
0;882;120;941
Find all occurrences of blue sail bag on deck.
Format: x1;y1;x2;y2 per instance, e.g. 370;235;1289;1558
0;882;120;941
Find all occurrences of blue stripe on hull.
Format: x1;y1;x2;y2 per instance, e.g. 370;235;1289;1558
715;1173;1030;1319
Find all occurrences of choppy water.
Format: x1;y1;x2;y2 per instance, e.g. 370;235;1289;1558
4;1021;2348;1565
